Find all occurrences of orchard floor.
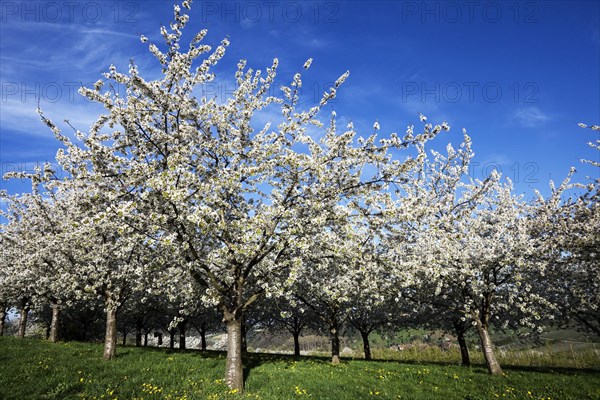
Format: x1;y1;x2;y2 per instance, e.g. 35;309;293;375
0;337;598;400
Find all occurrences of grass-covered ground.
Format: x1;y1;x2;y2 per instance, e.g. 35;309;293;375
0;337;598;400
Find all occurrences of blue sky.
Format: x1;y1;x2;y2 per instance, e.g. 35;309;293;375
1;0;599;201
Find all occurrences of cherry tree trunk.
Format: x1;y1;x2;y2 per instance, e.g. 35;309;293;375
293;331;301;357
330;323;341;365
200;328;207;351
453;319;470;366
81;322;88;341
144;332;149;347
225;318;244;392
103;304;118;360
360;330;372;361
18;305;30;339
49;303;60;343
179;320;186;349
169;331;175;349
291;316;302;357
457;330;470;366
135;326;142;347
475;319;502;374
0;306;6;336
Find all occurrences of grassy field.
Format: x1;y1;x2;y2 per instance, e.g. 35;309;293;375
0;337;599;400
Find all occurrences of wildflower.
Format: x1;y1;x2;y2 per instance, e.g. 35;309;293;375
294;386;308;396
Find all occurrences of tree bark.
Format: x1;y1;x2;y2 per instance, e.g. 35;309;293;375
330;323;340;365
0;306;6;336
81;321;88;341
200;327;207;351
453;319;470;366
18;304;30;339
293;330;301;357
291;316;303;357
179;320;186;349
474;318;502;374
457;330;470;366
103;304;118;360
49;303;60;343
135;323;142;347
360;330;372;361
122;332;127;346
224;318;244;392
157;332;163;346
169;330;175;349
452;318;471;367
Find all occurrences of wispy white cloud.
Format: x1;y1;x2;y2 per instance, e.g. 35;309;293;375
306;38;327;49
0;97;106;137
1;22;140;79
514;107;550;128
77;28;140;39
240;18;256;29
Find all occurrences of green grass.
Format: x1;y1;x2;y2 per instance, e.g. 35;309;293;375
0;337;599;400
366;344;600;370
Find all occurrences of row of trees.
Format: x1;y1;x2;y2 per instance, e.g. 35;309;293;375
1;1;598;392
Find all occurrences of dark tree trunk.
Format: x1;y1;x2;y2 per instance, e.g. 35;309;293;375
360;330;372;361
169;330;175;349
122;332;127;346
0;306;6;336
144;331;149;347
135;324;142;347
49;303;60;343
179;320;186;349
224;315;244;392
18;304;30;339
290;316;304;357
81;321;88;341
474;317;502;374
457;331;470;366
157;332;163;346
330;322;340;365
293;330;301;357
200;327;207;351
103;304;118;360
453;319;471;367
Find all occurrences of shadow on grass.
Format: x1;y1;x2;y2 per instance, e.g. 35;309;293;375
496;363;600;376
347;355;600;376
86;341;600;381
242;351;338;383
